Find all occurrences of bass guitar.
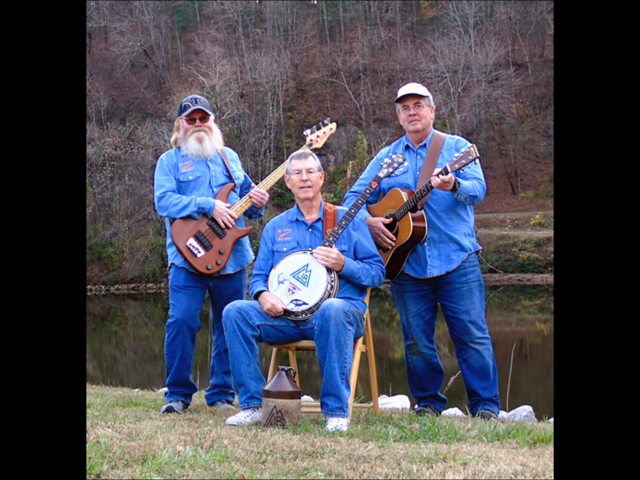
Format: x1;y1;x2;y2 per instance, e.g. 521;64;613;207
171;119;337;275
268;153;406;320
366;144;480;280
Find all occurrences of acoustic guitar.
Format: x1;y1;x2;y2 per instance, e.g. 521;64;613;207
366;144;480;280
171;119;337;275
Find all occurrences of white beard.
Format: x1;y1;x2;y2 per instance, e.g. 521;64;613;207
179;123;225;159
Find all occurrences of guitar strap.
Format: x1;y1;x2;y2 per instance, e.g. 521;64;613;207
323;202;337;237
218;148;237;188
323;202;339;295
416;129;447;209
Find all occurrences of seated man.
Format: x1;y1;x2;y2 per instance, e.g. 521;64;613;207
222;150;385;432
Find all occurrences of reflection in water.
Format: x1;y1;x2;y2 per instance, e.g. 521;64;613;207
86;285;553;419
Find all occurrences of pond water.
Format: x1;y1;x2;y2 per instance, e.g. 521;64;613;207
86;284;553;419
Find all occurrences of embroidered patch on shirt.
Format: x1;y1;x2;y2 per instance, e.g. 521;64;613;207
179;160;194;173
277;229;292;241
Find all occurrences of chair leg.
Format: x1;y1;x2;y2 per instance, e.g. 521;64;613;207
348;336;364;419
288;350;301;388
267;347;281;382
364;311;380;414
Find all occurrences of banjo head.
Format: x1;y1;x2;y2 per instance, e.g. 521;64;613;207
268;250;337;320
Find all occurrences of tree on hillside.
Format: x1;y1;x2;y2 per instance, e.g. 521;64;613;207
86;0;554;285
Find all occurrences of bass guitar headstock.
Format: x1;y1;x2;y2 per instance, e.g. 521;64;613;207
304;118;337;149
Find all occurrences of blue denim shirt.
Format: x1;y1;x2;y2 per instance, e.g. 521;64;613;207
154;146;265;274
343;130;485;278
250;201;386;313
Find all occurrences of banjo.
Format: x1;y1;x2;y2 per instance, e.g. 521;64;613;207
268;153;406;320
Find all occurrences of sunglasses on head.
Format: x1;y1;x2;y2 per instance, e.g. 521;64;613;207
183;115;211;125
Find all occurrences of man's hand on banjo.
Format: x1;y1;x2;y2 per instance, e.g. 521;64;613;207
313;246;345;273
258;291;287;317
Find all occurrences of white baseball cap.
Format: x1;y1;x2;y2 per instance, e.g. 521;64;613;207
394;82;432;103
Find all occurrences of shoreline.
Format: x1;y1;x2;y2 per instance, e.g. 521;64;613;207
85;273;553;295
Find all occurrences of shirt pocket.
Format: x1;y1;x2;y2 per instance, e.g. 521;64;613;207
177;170;204;195
272;239;301;264
334;243;349;261
335;243;349;254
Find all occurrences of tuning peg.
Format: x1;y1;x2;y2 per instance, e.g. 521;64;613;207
303;129;311;137
312;126;317;133
323;118;331;125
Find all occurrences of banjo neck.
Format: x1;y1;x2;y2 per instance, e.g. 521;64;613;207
321;153;406;248
321;182;377;248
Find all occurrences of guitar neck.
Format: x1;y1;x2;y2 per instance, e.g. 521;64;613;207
231;145;313;216
321;174;381;248
393;165;451;221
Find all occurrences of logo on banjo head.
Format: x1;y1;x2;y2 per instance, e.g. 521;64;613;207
291;263;312;288
289;298;311;308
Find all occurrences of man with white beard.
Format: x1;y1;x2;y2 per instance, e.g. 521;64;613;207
154;94;269;414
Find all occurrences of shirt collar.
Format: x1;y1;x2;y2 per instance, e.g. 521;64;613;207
402;129;434;152
291;200;325;223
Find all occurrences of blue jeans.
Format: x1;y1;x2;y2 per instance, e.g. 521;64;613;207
391;253;500;415
222;298;365;418
164;265;246;406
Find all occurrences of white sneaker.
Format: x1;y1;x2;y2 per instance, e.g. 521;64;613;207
160;400;189;414
225;407;262;426
325;416;349;432
211;400;235;410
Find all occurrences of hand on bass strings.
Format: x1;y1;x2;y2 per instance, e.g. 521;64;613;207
248;183;269;209
212;200;238;228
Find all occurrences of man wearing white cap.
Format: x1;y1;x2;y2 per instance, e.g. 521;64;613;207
154;94;269;414
343;82;500;420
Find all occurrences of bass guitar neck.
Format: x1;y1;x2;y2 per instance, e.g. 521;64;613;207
171;120;337;275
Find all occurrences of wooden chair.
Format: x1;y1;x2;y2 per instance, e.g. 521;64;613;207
264;288;380;418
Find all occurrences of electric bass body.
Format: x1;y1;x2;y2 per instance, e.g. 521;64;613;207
366;188;427;281
170;183;251;274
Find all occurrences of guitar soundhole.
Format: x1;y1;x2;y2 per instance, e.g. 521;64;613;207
386;219;398;235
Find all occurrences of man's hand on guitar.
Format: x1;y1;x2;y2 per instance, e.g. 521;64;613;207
431;168;455;191
258;291;286;317
212;200;238;228
365;216;396;250
249;183;269;209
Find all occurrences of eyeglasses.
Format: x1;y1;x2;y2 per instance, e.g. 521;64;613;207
183;115;211;125
288;169;322;178
399;103;427;114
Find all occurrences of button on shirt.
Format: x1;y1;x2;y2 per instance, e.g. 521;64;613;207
154;146;265;274
250;202;385;313
342;130;486;278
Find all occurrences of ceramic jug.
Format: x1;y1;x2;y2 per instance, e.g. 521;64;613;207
262;366;302;427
